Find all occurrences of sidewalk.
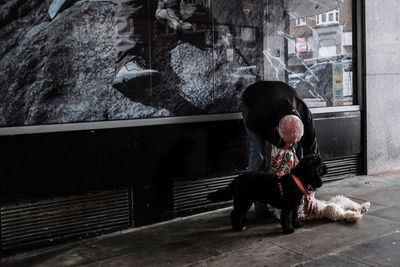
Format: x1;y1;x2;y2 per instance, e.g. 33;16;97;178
2;173;400;267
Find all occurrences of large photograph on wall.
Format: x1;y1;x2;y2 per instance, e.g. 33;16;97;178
0;0;353;127
0;0;263;127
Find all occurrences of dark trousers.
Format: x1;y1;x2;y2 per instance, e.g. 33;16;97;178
115;0;154;65
241;102;272;174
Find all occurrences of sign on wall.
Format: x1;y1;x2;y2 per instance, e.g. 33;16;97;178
295;37;311;53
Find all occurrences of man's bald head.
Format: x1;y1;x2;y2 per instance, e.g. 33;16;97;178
278;115;304;149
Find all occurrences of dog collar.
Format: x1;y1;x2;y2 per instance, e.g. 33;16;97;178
291;174;312;196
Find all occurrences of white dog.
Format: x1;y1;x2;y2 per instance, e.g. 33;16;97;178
299;195;370;222
272;195;370;223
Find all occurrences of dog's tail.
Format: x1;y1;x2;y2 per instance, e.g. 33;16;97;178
207;184;233;202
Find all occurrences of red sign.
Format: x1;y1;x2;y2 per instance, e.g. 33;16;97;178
295;37;310;53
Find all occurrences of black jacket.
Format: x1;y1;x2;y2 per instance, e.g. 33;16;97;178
242;81;319;156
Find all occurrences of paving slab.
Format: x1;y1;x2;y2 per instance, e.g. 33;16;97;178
293;254;370;267
355;186;400;207
82;241;220;267
368;206;400;224
265;215;400;259
340;230;400;267
0;243;82;267
191;213;285;254
188;242;309;267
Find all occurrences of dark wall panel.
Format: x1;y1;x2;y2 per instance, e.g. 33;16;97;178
0;112;361;226
0;119;248;226
314;111;362;159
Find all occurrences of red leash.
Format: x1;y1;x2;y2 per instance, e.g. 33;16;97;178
291;174;312;196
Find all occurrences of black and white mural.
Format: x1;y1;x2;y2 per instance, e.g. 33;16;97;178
0;0;353;127
0;0;263;127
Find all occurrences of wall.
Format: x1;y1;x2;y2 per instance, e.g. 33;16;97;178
365;0;400;173
0;120;249;226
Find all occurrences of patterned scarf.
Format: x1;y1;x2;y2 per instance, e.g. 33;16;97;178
271;145;298;177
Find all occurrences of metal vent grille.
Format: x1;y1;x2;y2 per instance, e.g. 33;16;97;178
323;154;362;181
173;175;236;215
1;188;131;251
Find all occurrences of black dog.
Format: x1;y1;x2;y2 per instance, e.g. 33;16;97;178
207;154;327;234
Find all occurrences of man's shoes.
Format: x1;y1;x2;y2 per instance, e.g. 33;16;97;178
112;60;161;92
155;8;192;31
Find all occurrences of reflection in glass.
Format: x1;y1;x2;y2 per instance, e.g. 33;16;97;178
210;0;264;113
151;0;264;115
264;0;354;107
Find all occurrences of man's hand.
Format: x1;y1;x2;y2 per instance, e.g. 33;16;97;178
304;192;317;215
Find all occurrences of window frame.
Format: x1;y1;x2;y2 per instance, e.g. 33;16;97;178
316;9;340;26
295;17;307;26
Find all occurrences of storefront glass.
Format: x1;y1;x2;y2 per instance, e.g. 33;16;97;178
0;0;355;131
263;0;354;107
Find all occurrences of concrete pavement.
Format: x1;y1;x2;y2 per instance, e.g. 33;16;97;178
2;172;400;266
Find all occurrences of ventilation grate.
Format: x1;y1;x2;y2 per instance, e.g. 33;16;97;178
323;154;362;181
1;188;131;251
173;175;236;215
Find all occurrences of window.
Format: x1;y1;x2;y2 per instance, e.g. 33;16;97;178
319;46;337;58
316;9;340;26
295;17;306;26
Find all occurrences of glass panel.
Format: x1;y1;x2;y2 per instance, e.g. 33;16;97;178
265;0;354;107
210;0;264;113
149;0;215;115
151;0;265;115
0;0;355;128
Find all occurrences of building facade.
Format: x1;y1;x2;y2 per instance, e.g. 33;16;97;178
0;0;399;251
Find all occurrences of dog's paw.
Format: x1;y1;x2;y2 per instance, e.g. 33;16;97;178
348;213;363;223
232;220;246;231
360;202;370;213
